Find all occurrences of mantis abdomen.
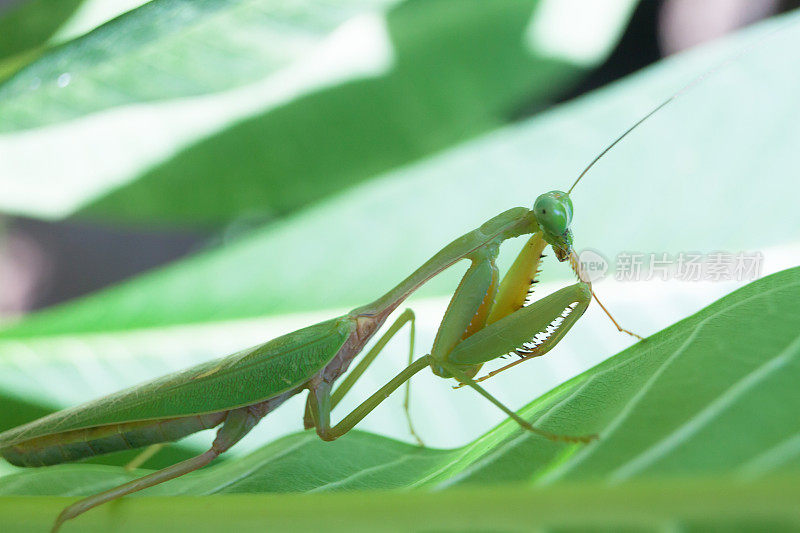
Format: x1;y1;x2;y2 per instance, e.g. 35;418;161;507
2;411;227;467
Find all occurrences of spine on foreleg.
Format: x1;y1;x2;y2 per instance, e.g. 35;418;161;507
1;412;227;467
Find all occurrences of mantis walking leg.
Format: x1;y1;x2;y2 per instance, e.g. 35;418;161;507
51;406;263;533
307;357;431;441
402;317;422;446
123;443;165;471
302;309;421;443
438;359;594;443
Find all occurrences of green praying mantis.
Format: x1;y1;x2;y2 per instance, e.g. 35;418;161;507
0;78;701;533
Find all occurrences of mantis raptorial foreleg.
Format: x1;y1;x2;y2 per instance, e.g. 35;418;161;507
437;282;595;443
446;283;592;367
447;243;641;389
487;233;548;324
429;250;500;366
51;406;263;533
450;283;593;388
302;309;421;443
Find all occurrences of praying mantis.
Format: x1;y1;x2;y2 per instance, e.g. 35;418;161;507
4;58;726;533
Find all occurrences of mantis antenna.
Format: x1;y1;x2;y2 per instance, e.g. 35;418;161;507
566;99;671;194
566;17;795;195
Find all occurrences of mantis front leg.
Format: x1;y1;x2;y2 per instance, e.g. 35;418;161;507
425;234;595;442
440;280;596;443
446;282;592;367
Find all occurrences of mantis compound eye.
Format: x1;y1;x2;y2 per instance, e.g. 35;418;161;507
533;190;574;262
533;190;573;236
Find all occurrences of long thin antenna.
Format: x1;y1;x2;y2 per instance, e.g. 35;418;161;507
567;98;671;194
566;17;794;195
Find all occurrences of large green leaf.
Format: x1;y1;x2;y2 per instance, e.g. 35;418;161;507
0;0;635;225
1;9;798;339
1;267;798;531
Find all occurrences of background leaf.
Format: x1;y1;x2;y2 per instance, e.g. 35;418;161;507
0;0;156;82
0;0;636;225
1;9;798;338
0;0;84;77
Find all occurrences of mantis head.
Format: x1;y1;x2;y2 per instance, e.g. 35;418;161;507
533;190;573;262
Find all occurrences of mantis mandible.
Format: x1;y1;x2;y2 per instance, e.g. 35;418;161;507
2;82;701;533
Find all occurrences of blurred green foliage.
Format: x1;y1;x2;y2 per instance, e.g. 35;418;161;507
0;0;635;226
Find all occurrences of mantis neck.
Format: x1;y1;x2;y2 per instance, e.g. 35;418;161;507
350;207;538;320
